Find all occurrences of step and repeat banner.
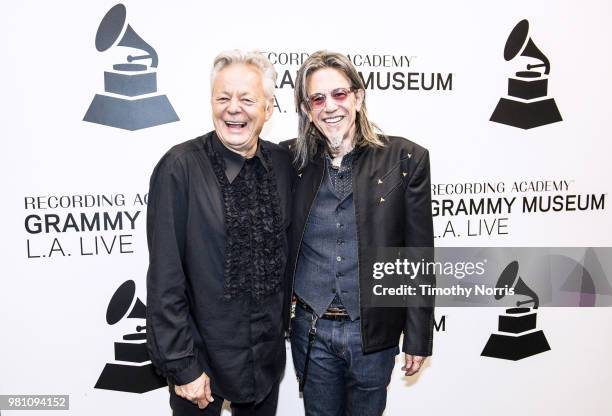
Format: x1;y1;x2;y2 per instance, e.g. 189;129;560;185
1;0;611;415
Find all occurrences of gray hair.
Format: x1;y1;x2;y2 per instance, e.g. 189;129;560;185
293;50;386;170
210;49;277;100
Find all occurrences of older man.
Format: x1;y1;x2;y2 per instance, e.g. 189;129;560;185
282;51;435;416
146;50;291;416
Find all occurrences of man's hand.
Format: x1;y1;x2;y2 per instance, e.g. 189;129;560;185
402;354;426;376
175;372;214;409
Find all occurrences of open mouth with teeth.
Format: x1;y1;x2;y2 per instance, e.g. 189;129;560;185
323;115;345;124
225;121;248;130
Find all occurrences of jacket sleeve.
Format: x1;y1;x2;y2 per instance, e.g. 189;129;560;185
402;149;435;356
277;141;298;333
145;153;204;385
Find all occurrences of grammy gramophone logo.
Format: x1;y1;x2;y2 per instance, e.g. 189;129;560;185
83;4;179;130
490;19;562;129
95;280;166;393
481;261;551;361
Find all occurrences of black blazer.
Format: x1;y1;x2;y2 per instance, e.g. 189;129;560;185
281;135;435;356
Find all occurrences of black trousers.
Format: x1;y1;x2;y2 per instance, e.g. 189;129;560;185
169;383;279;416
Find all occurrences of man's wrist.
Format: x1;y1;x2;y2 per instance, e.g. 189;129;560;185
168;358;205;386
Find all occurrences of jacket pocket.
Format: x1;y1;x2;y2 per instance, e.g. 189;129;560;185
375;156;411;203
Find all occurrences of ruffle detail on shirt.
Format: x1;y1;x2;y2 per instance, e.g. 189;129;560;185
205;141;284;302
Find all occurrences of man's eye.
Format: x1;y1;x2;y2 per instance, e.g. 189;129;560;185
311;95;325;105
241;98;255;104
217;97;229;103
331;90;348;99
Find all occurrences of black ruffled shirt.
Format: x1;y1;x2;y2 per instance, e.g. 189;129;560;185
146;131;292;403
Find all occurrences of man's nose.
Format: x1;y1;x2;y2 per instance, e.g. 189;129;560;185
227;97;242;113
323;95;339;112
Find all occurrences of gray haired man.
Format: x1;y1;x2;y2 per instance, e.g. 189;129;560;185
146;50;292;415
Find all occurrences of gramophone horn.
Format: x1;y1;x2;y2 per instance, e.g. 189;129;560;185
95;4;126;52
106;280;147;325
495;261;519;300
503;19;550;74
94;4;158;67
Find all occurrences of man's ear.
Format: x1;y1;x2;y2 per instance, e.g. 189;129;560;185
300;103;313;122
355;89;365;112
264;98;274;121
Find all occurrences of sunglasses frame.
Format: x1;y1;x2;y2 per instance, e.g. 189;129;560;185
306;87;356;110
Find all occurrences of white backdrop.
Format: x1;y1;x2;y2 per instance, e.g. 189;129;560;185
1;0;611;415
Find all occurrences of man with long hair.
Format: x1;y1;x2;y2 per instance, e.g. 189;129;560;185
282;50;435;416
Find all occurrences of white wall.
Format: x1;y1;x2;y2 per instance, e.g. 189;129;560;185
1;1;611;415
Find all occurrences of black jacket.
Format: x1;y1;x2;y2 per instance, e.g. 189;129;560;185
146;132;292;403
281;136;435;356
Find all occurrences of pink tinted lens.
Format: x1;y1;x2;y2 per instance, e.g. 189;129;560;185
331;89;349;101
310;94;326;109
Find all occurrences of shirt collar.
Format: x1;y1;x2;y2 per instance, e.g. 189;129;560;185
212;132;269;183
325;148;355;169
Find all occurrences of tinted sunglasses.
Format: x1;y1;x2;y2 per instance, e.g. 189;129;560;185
307;87;356;110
